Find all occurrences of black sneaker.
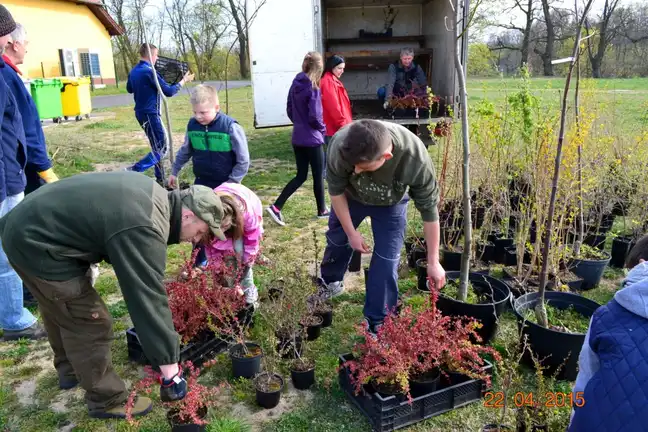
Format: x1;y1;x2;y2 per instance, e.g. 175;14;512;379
265;205;286;226
2;322;48;341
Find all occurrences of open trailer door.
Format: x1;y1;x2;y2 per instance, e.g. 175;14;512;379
248;0;318;128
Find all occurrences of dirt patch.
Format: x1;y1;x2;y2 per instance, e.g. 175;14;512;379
92;162;132;172
230;383;314;431
249;158;293;174
49;390;78;414
15;378;37;407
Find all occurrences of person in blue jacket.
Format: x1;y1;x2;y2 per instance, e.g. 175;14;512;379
2;23;59;193
0;5;46;341
569;235;648;431
126;43;194;184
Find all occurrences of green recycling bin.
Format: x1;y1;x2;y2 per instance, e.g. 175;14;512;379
30;78;63;123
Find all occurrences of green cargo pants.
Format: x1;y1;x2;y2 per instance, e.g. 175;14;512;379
11;262;128;412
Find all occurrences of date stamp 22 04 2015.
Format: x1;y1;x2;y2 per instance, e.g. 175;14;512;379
484;391;586;408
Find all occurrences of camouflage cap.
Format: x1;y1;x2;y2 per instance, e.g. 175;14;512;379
180;185;226;241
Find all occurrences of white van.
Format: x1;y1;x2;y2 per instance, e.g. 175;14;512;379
248;0;468;132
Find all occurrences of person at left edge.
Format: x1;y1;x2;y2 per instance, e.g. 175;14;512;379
126;43;194;185
1;22;59;194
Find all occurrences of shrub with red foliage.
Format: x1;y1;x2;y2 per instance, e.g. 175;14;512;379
126;359;223;426
167;252;246;343
343;280;500;402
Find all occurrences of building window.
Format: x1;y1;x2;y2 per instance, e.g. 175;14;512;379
80;52;101;77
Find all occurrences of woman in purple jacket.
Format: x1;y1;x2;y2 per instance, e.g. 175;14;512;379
266;52;328;226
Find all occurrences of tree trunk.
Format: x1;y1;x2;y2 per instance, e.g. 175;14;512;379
540;0;555;76
591;57;602;78
454;48;472;301
238;35;251;79
536;0;595;327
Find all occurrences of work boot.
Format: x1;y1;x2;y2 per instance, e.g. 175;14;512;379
59;374;79;390
2;322;47;341
88;396;153;419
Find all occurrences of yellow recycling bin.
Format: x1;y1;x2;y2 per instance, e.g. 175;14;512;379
60;77;92;121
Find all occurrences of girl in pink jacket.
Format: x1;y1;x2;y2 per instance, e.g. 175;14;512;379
204;183;264;307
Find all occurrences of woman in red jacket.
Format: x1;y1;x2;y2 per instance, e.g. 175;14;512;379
320;55;352;176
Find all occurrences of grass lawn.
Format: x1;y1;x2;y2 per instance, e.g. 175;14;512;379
0;79;637;431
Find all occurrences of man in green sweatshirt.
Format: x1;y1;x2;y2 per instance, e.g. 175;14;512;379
0;171;227;419
318;119;446;335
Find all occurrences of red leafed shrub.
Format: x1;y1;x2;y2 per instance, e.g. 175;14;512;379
166;252;246;343
342;281;500;402
126;359;223;426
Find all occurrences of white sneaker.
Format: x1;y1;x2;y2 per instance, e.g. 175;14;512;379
89;264;100;287
317;277;345;299
243;286;260;310
265;205;286;226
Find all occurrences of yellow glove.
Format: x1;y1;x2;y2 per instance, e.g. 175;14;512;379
37;168;59;183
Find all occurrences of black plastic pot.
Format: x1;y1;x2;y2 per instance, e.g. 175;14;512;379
436;272;511;344
275;331;303;359
476;241;495;262
513;291;601;381
494;237;514;264
229;342;263;379
405;237;425;255
416;259;428;291
302;316;323;341
610;237;633;268
408;245;427;269
349;250;362;272
167;405;207;431
442;250;462;271
410;368;440;397
570;252;611;290
314;308;333;328
472;207;486;229
504;246;531;267
290;366;315;390
254;373;284;409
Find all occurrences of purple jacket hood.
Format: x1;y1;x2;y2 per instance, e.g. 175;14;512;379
286;72;325;147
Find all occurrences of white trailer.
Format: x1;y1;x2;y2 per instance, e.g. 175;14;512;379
248;0;469;131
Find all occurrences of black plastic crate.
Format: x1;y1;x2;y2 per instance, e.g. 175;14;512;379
154;56;189;85
338;353;493;432
126;328;228;368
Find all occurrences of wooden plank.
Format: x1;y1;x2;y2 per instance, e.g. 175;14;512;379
325;49;434;58
326;35;426;45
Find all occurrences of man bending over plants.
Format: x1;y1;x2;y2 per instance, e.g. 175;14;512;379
317;119;445;335
0;172;228;420
569;235;648;431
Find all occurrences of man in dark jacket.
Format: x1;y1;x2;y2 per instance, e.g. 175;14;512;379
381;47;427;107
2;22;59;194
0;171;227;419
0;5;46;342
126;43;194;184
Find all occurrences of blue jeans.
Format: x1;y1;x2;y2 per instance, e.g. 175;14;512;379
320;197;408;325
0;192;37;331
132;112;167;181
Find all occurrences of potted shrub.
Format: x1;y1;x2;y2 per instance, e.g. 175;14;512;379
300;314;323;341
568;244;611;290
228;342;263;379
126;360;223;431
343;285;499;402
289;345;316;390
254;348;285;409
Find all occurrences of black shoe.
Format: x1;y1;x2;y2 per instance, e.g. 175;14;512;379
2;322;47;341
59;375;79;390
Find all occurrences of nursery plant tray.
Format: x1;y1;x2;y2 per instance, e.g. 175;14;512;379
339;354;492;432
126;328;229;368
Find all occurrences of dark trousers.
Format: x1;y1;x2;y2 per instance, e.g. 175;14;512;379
132;112;167;181
274;145;326;214
11;262;127;412
320;198;408;324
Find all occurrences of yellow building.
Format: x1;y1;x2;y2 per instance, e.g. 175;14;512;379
4;0;123;84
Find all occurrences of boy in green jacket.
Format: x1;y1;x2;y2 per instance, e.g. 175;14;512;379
318;119;445;334
0;172;226;419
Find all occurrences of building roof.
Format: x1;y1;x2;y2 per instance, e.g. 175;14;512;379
60;0;124;36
